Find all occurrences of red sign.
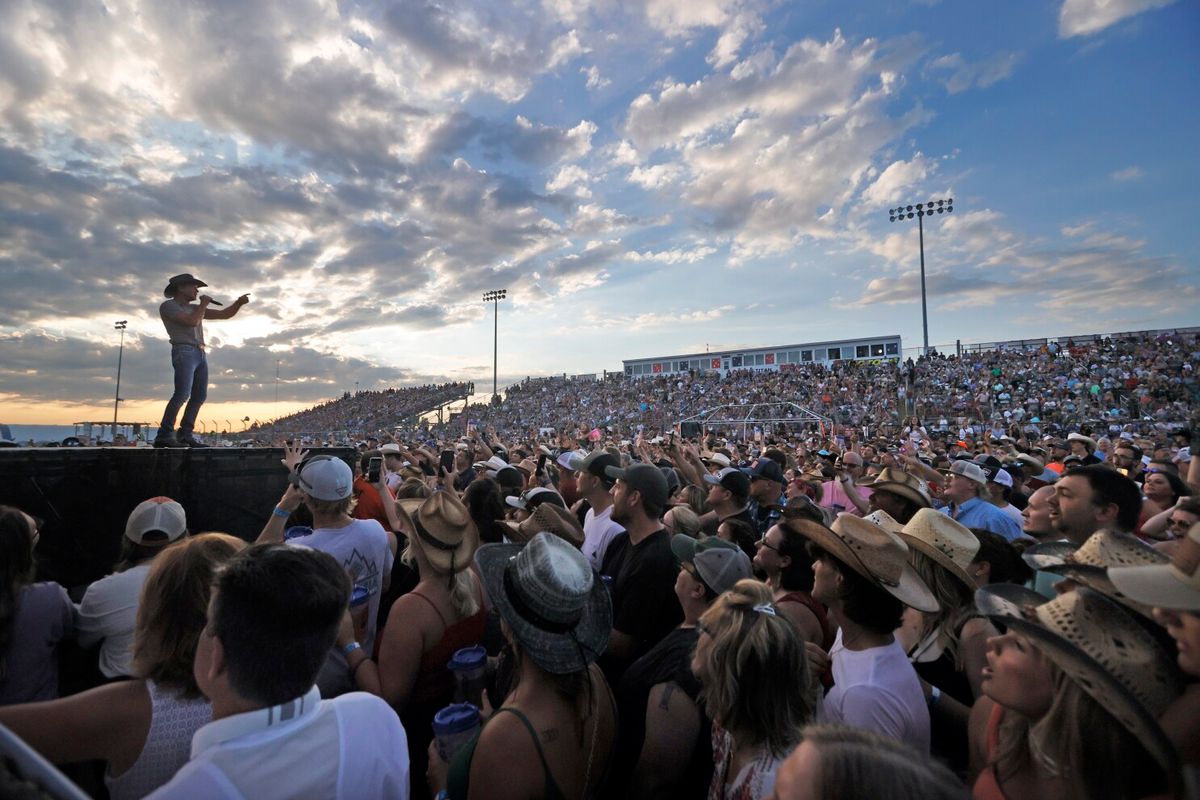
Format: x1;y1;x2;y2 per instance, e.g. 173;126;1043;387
652;363;662;373
711;358;721;369
765;353;775;365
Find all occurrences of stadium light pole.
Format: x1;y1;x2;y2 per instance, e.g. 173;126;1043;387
483;289;508;404
888;198;953;356
112;321;127;435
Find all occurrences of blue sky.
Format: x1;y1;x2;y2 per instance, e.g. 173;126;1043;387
0;0;1196;423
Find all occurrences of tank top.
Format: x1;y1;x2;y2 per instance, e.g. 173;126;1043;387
971;703;1008;800
406;585;488;706
776;590;834;651
105;680;212;800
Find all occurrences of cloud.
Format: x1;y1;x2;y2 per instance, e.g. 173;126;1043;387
924;51;1022;94
580;65;611;90
860;154;934;208
1110;166;1144;182
1058;0;1177;37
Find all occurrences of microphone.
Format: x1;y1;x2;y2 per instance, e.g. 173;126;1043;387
208;299;224;306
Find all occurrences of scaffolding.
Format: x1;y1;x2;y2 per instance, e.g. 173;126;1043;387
678;402;834;441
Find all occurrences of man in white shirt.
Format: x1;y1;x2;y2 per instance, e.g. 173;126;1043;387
568;450;625;570
148;544;409;799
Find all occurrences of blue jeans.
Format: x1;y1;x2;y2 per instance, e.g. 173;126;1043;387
159;345;208;437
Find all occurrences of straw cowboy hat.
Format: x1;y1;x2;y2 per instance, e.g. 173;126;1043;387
397;492;479;574
500;503;585;549
860;467;932;509
898;508;980;592
1110;520;1200;612
476;533;612;674
793;514;939;613
975;586;1182;772
1021;540;1078;572
1025;529;1166;575
862;509;905;535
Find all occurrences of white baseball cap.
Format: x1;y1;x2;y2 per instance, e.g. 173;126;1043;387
125;497;187;545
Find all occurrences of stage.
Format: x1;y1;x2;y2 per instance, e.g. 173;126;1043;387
0;447;355;589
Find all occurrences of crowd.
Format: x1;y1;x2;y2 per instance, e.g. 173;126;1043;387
258;383;471;440
0;330;1198;799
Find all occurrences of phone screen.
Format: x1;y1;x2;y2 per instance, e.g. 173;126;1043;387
367;456;382;483
439;450;455;473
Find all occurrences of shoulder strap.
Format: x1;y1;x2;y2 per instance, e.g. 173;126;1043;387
407;589;449;628
494;708;557;781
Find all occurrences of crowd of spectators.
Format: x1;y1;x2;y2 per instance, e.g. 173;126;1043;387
256;383;471;440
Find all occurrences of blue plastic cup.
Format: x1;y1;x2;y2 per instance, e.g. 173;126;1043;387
432;703;481;761
448;645;487;707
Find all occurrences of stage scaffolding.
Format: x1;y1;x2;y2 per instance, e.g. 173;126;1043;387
678;402;833;441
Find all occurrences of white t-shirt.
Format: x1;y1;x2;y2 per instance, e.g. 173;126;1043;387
582;505;624;571
146;687;409;800
76;563;152;678
819;629;930;753
291;519;393;653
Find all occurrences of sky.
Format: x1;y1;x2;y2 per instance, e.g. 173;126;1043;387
1;0;1197;425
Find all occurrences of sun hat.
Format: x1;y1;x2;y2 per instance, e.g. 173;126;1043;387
125;497;188;544
898;508;980;592
605;463;669;510
505;487;566;513
1021;540;1078;571
701;451;732;468
163;273;207;297
702;466;752;496
670;534;752;596
1033;529;1167;575
860;467;932;508
949;460;987;486
862;509;905;535
476;533;612;674
795;514;938;613
1110;520;1200;612
500;503;585;549
977;587;1182;772
291;456;354;501
397;492;479;574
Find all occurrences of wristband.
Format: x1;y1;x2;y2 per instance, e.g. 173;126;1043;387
272;506;291;519
342;641;362;657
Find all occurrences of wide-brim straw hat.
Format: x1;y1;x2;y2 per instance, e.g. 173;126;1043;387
500;503;585;549
794;514;939;613
1110;521;1200;612
974;583;1048;621
1021;540;1079;571
397;492;479;574
1027;529;1167;575
1057;565;1159;623
862;509;905;535
976;586;1181;772
860;467;932;509
476;533;612;674
898;508;980;592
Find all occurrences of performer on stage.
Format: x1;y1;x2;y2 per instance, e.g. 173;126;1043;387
154;274;249;448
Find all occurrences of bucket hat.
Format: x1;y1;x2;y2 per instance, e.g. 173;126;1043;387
898;508;980;592
860;467;932;508
500;503;585;549
975;586;1181;772
476;533;612;674
397;492;479;575
794;514;938;613
1110;520;1200;612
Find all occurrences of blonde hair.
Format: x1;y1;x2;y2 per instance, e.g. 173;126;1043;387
396;479;432;499
801;724;966;800
667;505;702;537
694;579;813;756
307;495;357;517
131;533;246;698
993;661;1168;800
401;540;481;618
907;549;974;666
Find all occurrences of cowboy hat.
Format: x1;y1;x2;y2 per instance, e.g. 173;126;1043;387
500;503;585;549
898;508;980;592
163;273;207;297
1031;529;1167;575
1110;520;1200;612
793;514;938;613
476;533;612;674
977;587;1181;772
860;466;932;509
397;492;479;574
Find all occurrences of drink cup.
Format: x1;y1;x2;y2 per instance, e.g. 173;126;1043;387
349;584;371;644
447;645;487;707
432;703;481;762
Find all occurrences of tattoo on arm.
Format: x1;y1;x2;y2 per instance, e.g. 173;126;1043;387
541;728;559;744
658;683;675;711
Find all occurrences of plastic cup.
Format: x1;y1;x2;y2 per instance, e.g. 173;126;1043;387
349;585;371;644
447;645;487;707
432;703;481;761
283;525;312;541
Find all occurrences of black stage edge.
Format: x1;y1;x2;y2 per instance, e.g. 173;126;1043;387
0;447;355;590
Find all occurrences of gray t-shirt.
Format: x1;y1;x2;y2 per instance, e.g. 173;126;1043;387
160;299;204;347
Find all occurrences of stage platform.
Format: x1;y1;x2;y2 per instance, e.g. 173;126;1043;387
0;447;355;590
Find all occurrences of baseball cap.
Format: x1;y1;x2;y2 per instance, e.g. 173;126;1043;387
949;460;987;486
670;534;752;596
566;450;619;483
703;466;752;496
745;458;785;485
125;497;188;544
990;469;1013;488
604;463;669;510
505;487;567;512
292;456;354;501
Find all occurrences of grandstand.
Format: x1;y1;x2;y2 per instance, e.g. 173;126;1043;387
623;335;902;378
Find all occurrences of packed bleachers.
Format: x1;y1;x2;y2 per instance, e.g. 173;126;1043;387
255;382;470;439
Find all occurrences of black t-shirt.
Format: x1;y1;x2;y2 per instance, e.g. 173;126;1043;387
599;529;683;677
606;627;711;797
